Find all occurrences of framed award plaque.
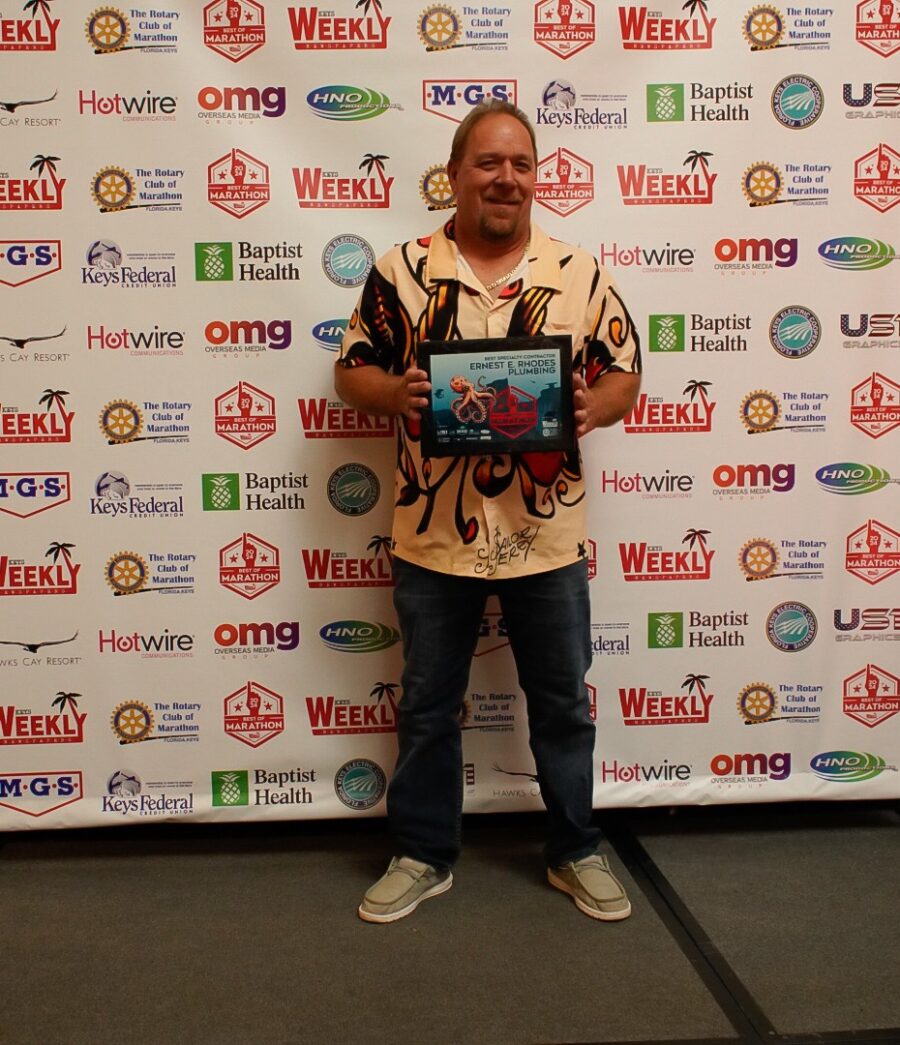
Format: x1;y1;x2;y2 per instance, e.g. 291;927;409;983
418;335;575;457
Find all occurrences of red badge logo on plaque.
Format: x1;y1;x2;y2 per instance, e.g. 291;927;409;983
845;519;900;584
533;0;596;59
224;682;284;748
843;663;900;727
850;372;900;438
203;0;266;61
215;382;276;448
219;532;281;599
208;149;270;218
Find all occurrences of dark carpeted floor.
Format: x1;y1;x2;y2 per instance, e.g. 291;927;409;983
1;802;897;1045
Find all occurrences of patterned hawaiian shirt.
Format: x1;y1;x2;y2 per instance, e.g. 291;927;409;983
338;219;641;579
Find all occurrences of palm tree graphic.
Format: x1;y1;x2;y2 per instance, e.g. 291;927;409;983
30;153;60;181
683;150;713;178
45;541;75;566
39;387;69;414
367;535;394;565
682;0;710;23
682;529;711;554
355;0;383;15
683;380;711;407
359;154;390;190
682;674;709;699
51;692;81;715
23;0;54;21
370;682;399;715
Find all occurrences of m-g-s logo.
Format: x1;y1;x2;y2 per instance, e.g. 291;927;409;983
810;750;891;782
423;81;516;122
0;772;83;817
0;241;62;287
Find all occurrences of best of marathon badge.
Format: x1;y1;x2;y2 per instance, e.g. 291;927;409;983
850;372;900;438
843;663;900;728
854;143;900;213
845;519;900;584
203;0;266;61
224;681;284;748
215;381;276;448
534;0;595;59
219;532;280;599
208;149;270;218
534;148;593;216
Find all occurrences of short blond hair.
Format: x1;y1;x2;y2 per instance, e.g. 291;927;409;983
449;99;537;167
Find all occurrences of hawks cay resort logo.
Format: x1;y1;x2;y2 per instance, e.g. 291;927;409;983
0;388;73;444
618;148;717;205
0;86;61;128
208;149;269;218
536;79;627;132
223;681;284;748
98;397;191;445
195;240;302;283
618;527;715;582
90;164;183;213
619;671;714;725
742;5;834;51
293;152;393;209
302;535;394;588
0;0;59;51
0;541;79;597
214;382;276;449
624;380;715;433
0;471;69;518
82;238;175;289
1;326;68;366
90;469;184;520
104;548;196;597
423;79;516;123
618;0;716;50
534;0;595;59
202;0;266;62
0;153;64;209
0;629;79;670
85;6;179;55
306;681;399;736
417;4;511;53
288;0;391;50
0;239;61;288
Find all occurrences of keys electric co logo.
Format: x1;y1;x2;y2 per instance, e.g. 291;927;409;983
765;601;817;651
334;758;386;810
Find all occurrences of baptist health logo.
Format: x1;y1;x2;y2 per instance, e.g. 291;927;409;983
648;612;683;649
195;242;233;281
202;473;240;510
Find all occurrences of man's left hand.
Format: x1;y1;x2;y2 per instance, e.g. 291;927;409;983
573;371;641;438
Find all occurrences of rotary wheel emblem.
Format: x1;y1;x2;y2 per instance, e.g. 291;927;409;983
111;701;154;743
740;390;780;433
92;166;135;211
106;551;149;595
739;538;779;580
418;5;461;50
742;5;784;49
100;400;143;443
420;165;456;210
86;8;130;52
738;683;777;723
742;162;783;206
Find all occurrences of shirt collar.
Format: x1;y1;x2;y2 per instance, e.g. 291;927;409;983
426;218;563;292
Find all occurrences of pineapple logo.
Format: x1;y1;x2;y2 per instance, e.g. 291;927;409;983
647;83;684;123
650;314;685;353
211;770;249;806
195;241;234;282
648;612;684;649
202;473;240;511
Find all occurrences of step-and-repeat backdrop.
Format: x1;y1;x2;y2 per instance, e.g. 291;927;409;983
1;1;898;828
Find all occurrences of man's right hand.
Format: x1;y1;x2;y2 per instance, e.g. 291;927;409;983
334;363;431;420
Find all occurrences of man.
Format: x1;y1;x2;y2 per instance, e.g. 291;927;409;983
335;100;641;924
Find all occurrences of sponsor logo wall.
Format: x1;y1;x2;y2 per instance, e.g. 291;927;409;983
1;0;897;828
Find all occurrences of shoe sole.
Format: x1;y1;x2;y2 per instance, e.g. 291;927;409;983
547;869;632;921
357;873;453;924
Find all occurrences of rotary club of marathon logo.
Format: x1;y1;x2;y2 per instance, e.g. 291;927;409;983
98;399;190;444
90;165;183;213
419;164;455;211
223;681;284;748
208;149;270;218
416;4;510;52
741;4;834;51
203;0;265;61
218;532;281;599
104;549;195;596
741;162;830;208
845;519;900;584
85;6;179;54
215;382;276;448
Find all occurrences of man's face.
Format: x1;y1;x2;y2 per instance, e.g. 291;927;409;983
448;113;536;245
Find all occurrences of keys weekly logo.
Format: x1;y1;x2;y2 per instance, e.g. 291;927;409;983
0;2;59;51
0;541;79;596
624;380;715;433
618;1;716;50
287;2;390;50
292;153;393;208
0;389;73;443
297;398;392;438
0;154;64;210
619;672;714;725
618;149;716;204
301;536;394;588
305;681;399;735
619;528;715;582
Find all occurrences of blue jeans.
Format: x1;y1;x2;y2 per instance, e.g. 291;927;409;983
389;556;601;871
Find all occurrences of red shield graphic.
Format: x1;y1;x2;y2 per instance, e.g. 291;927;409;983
534;0;596;59
490;385;537;439
208;149;270;218
219;532;280;598
843;663;900;727
215;381;276;448
203;0;266;61
850;372;900;438
534;148;593;216
845;519;900;584
224;681;284;747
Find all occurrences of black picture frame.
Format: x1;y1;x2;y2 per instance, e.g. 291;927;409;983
418;335;575;457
